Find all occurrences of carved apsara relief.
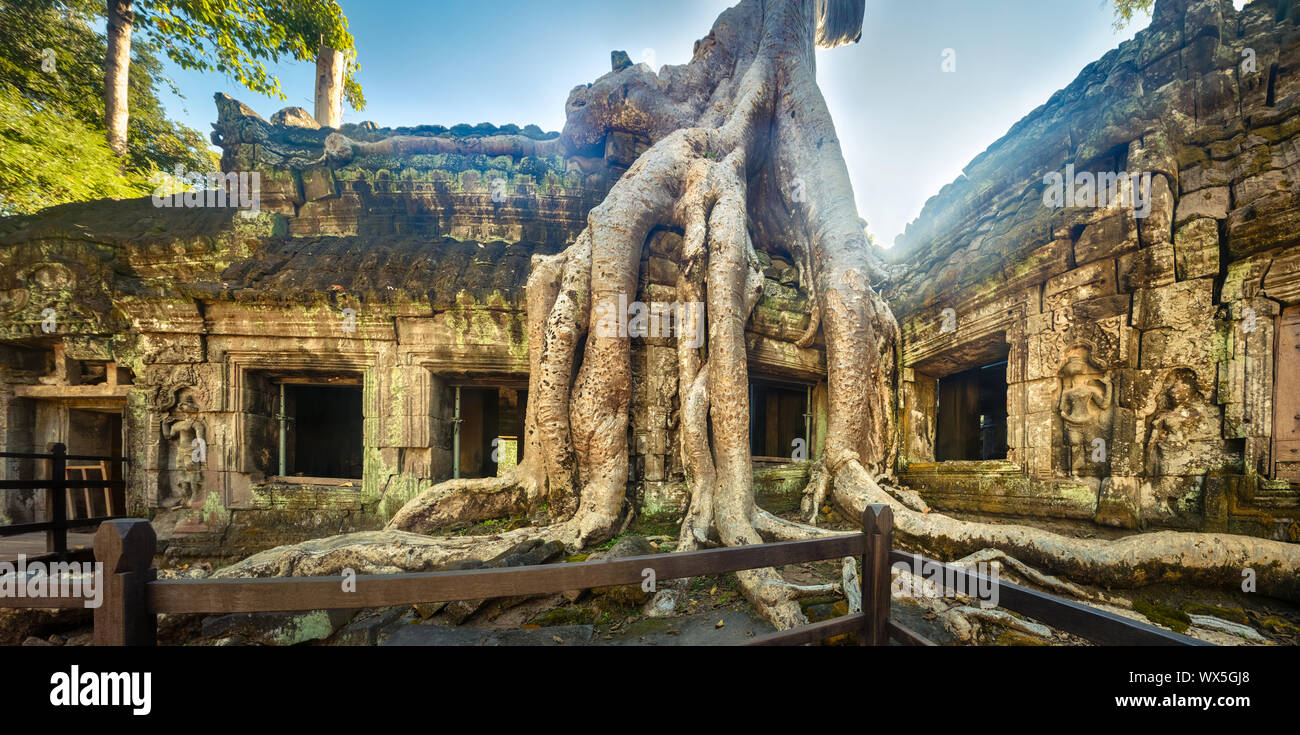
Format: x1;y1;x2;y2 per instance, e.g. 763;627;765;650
160;387;207;507
1057;345;1113;478
1145;368;1216;477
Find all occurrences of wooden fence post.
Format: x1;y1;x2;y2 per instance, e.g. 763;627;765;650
861;504;893;646
47;443;67;556
93;519;157;646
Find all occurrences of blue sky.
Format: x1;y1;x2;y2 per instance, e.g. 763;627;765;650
158;1;1187;247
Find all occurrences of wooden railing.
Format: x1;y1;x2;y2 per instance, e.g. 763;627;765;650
0;506;1210;646
0;443;128;560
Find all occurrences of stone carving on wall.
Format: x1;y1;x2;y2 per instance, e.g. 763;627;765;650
161;387;207;507
1145;368;1214;477
1058;346;1113;478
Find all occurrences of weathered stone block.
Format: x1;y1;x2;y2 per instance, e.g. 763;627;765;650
1025;411;1054;448
1067;293;1131;323
1226;190;1300;257
1139;322;1223;390
640;480;687;521
1233;169;1288;208
1195;69;1238;120
1173;217;1220;280
1074;211;1139;267
1180;158;1231;193
1096;476;1140;529
1117;242;1176;291
1113;368;1168;412
270;106;320;130
1024;378;1057;414
138;333;204;364
1131;278;1214;330
1043;259;1117;312
1001;239;1071;293
1025;312;1051;334
1138;174;1175;247
1174;186;1230;224
301;165;338;202
644;453;666;481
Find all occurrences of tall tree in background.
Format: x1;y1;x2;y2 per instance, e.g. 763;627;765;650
104;0;132;154
314;43;347;127
102;0;366;155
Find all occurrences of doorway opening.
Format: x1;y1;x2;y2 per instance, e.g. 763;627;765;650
935;359;1008;461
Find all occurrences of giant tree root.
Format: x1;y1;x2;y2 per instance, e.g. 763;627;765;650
831;462;1300;603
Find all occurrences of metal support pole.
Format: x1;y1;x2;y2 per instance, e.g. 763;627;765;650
803;384;813;460
452;386;462;479
277;382;287;477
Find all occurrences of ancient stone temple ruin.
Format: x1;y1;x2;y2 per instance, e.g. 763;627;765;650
882;0;1300;540
0;0;1297;557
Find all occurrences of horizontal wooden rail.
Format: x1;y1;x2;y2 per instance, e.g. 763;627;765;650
0;479;126;490
149;535;864;615
888;620;937;646
0;516;119;537
888;550;1209;646
0;451;128;462
747;612;864;645
0;587;91;609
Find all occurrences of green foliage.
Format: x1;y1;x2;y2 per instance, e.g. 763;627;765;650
0;0;217;213
133;0;366;111
0;83;145;215
1111;0;1155;30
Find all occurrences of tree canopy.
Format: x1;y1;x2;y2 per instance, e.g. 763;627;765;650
1111;0;1155;30
129;0;365;111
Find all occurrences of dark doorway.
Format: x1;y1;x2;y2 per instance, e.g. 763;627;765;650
749;381;808;459
936;361;1008;461
287;384;363;478
458;387;528;478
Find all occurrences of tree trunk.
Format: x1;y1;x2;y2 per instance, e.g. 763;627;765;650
314;44;346;129
216;0;1300;629
104;0;133;156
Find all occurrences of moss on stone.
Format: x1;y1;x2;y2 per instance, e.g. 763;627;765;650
529;606;599;627
1133;599;1190;633
996;629;1051;646
1183;602;1249;624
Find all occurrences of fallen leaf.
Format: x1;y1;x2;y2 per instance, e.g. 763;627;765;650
715;619;725;629
522;624;540;630
552;635;564;644
709;585;717;595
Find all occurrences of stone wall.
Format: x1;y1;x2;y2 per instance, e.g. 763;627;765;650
883;0;1300;540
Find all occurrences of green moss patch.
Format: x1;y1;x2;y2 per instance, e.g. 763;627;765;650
1133;599;1190;633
